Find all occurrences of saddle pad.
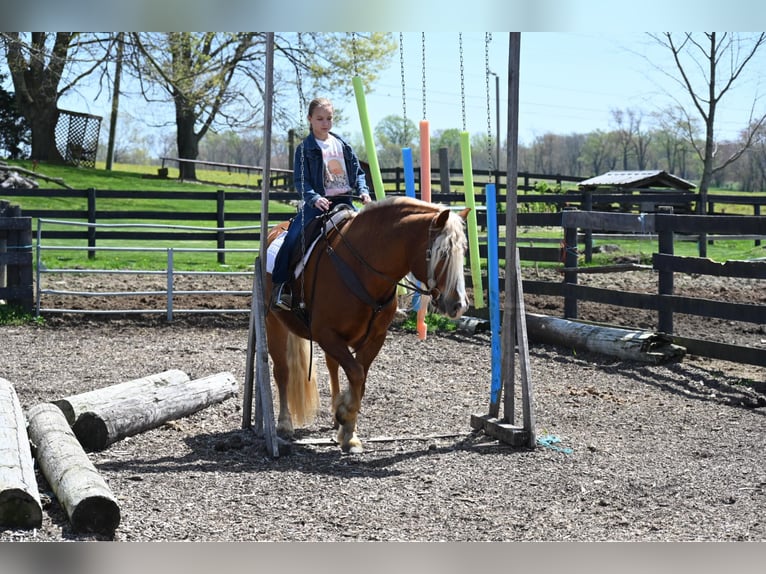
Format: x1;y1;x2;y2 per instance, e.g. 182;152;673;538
266;208;356;277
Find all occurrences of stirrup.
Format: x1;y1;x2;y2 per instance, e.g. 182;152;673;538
271;283;292;311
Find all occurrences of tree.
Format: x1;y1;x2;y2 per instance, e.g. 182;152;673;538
649;32;766;254
1;32;110;162
129;32;396;181
0;73;30;158
374;114;418;168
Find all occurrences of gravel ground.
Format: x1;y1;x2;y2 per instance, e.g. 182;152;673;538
1;270;764;542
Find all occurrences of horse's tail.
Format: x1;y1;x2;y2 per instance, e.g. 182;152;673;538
286;331;319;426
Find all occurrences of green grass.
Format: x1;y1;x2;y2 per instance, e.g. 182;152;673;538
0;303;44;326
4;160;764;273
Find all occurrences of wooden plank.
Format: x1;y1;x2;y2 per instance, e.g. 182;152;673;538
655;214;766;234
653;253;766;279
663;294;766;324
669;336;766;367
562;211;656;233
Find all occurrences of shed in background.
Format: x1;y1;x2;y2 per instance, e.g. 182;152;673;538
577;170;696;213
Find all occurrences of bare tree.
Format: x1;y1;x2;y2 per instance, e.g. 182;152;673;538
2;32;112;162
648;32;766;254
129;32;396;181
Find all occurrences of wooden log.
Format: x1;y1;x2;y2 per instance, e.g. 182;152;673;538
52;369;191;425
26;403;120;534
525;312;686;364
0;378;43;529
72;372;238;451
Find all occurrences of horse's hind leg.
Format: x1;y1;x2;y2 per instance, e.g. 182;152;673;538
266;314;294;436
325;353;341;429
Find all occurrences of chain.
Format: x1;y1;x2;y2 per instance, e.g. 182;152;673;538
421;32;427;120
459;33;466;132
400;33;407;126
352;32;359;76
485;32;495;173
297;33;307;305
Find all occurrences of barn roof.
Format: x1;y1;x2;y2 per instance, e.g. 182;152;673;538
578;170;696;190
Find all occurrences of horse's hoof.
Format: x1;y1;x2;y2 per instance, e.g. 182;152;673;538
341;442;364;455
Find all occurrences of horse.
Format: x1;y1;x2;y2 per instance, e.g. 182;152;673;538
264;196;470;453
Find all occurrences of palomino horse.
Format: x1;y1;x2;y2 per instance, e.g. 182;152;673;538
265;196;470;453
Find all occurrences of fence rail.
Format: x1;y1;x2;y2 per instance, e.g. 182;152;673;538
3;186;765;366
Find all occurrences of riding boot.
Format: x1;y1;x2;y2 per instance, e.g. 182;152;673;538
271;282;292;311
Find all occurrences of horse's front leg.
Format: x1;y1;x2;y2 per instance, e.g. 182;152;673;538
330;331;388;454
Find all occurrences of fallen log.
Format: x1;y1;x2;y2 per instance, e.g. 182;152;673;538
525;313;686;364
72;371;238;451
26;403;120;535
53;369;191;425
0;378;43;529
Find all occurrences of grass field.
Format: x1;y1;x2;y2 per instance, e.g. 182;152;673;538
3;159;765;272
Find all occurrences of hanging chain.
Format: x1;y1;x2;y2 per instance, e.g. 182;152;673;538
459;33;466;132
400;33;407;127
485;32;495;173
297;33;308;305
352;32;359;77
421;32;427;120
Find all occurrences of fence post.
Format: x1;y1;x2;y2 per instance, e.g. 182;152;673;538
755;204;761;247
438;148;450;194
87;188;96;260
562;207;578;319
656;207;674;334
216;189;225;264
582;189;593;263
166;248;174;322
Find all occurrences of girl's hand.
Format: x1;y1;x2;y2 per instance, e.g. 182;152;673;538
360;192;371;205
315;197;331;211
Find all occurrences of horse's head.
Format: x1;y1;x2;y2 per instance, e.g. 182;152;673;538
425;207;470;319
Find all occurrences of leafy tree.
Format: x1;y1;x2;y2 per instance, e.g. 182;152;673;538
374;114;418;168
129;32;396;180
0;73;30;158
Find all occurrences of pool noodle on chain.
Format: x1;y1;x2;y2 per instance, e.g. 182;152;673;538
459;131;485;309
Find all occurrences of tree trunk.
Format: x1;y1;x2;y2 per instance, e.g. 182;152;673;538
176;106;199;180
52;369;191;425
71;371;238;451
26;403;120;534
0;378;43;529
525;313;686;364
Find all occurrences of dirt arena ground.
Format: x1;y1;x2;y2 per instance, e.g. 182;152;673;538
1;269;764;542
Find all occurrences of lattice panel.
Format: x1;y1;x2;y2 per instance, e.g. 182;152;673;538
55;109;102;168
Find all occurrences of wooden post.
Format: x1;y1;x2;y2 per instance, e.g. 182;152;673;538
26;403;120;534
0;378;43;529
70;372;238;452
563;208;579;319
52;369;191;426
656;208;674;334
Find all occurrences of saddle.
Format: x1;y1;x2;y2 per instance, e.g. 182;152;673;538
287;203;355;273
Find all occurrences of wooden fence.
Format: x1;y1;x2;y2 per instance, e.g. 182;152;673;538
2;186;765;366
0;200;33;312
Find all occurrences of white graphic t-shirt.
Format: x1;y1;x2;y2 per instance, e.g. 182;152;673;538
316;135;351;196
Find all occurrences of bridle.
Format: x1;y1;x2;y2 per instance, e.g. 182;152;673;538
325;210;451;306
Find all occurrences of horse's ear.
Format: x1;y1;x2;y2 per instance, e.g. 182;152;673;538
457;207;471;221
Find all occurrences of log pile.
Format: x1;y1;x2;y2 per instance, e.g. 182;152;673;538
0;369;240;536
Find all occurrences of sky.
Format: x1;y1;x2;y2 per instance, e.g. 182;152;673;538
48;31;766;157
337;32;766;147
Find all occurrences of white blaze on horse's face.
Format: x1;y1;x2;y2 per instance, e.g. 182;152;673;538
428;210;470;319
